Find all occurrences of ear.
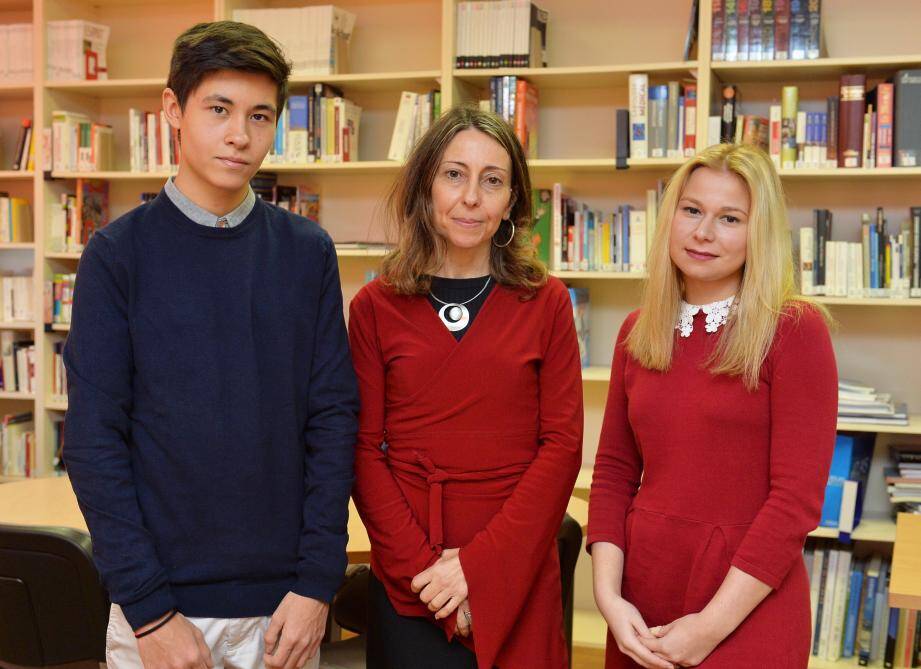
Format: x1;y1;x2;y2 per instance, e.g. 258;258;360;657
162;87;183;130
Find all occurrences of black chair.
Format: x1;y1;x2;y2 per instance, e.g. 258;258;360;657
327;513;584;668
0;525;108;668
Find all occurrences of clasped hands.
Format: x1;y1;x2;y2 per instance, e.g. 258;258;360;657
410;547;473;638
599;595;725;669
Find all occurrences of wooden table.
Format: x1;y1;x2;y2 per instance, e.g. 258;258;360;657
0;476;588;564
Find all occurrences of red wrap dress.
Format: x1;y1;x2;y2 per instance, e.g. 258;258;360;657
349;277;583;669
588;305;838;668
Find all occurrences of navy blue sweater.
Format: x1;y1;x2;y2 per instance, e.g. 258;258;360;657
64;191;359;629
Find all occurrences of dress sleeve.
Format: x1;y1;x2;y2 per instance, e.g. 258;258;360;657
730;305;838;589
457;282;584;669
348;288;441;615
587;312;643;552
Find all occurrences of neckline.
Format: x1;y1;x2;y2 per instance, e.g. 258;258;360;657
677;295;735;338
156;189;262;238
423;279;503;349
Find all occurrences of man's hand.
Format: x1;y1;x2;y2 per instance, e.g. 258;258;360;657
263;592;329;669
136;612;213;669
411;547;468;621
641;613;724;667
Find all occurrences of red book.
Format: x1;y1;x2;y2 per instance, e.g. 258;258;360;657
712;0;726;61
684;82;697;154
875;83;894;168
774;0;790;59
837;74;866;168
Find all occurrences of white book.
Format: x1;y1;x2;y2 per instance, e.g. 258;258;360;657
146;113;158;172
0;331;13;392
0;198;8;243
128;108;141;172
551;183;563;270
826;549;852;661
707;115;721;148
159;111;172;171
838;479;859;533
389;92;417;162
809;547;825;645
847;242;863;297
473;1;486;67
628;74;649;159
629;210;647;273
795;110;807;168
836;241;848;297
513;0;528;67
823;240;835;297
800;227;814;295
817;548;839;659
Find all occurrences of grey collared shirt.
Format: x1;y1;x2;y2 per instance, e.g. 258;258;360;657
163;177;256;228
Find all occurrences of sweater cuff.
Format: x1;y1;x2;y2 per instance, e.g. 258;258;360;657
730;554;783;590
585;532;625;555
120;582;178;631
292;571;343;605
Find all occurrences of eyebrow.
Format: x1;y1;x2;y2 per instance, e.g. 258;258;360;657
202;94;277;115
679;196;748;215
442;160;509;173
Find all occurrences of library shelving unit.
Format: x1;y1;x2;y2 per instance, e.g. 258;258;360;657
3;0;920;663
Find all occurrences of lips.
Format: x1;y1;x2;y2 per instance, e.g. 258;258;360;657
217;157;249;168
686;248;719;260
453;218;481;227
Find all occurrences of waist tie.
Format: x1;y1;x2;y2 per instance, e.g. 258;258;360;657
386;448;529;553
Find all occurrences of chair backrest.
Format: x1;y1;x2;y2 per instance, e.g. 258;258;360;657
0;524;109;667
556;513;583;669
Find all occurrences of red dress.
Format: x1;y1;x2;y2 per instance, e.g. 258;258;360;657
349;277;583;669
588;305;837;668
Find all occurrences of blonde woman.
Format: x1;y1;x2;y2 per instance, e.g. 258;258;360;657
588;143;838;668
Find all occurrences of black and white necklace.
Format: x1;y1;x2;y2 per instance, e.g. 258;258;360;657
430;276;492;332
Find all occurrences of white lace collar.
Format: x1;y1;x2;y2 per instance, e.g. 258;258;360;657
676;295;735;338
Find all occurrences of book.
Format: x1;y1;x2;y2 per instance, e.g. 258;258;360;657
628;74;649;159
819;432;875;531
531;188;551;265
649;85;668;158
568;287;589;368
838;74;867;168
781;86;798;168
46;20;109;80
894;69;921;167
720;84;738;143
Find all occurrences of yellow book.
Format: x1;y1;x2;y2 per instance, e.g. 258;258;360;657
602;220;611;269
884;242;892;289
10;198;33;243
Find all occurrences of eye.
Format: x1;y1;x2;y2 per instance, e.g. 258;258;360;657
211;105;227;115
683;206;701;215
445;169;463;180
722;215;741;224
251;113;270;122
484;175;504;187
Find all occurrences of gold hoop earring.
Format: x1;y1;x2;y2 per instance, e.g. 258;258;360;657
493;220;515;248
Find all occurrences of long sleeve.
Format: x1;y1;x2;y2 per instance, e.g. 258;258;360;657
348;289;441;611
587;312;643;552
63;233;177;630
458;284;584;669
730;306;838;589
293;238;360;603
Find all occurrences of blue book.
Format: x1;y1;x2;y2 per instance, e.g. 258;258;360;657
843;560;865;656
820;433;876;529
870;224;880;289
858;556;882;664
568;288;590;368
620;205;631;266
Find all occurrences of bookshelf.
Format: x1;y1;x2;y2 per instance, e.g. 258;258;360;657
2;0;919;663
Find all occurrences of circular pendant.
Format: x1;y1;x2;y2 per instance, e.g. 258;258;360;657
438;302;470;332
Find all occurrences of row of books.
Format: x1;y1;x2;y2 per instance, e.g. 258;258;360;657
712;0;822;62
0;412;35;478
0;333;34;395
46;20;109;81
540;184;661;273
837;380;910;428
804;548;921;666
627;75;697;160
50;110;115;173
0;195;32;243
128;109;176;174
0;24;33;83
454;0;548;69
45;274;75;326
48;180;109;253
1;275;33;323
232;5;355;76
887;445;921;515
479;77;538;159
388;91;442;163
798;207;921;299
818;432;874;536
249;173;320;224
51;341;67;399
8;119;34;171
265;85;362;165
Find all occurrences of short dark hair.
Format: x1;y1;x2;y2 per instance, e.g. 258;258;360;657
167;21;292;116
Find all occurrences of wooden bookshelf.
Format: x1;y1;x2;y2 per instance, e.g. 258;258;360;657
45;252;82;260
0;391;35;401
259;161;401;175
335;247;390;258
45;78;168;98
453;61;699;89
45;398;68;412
712;54;921;82
0;321;36;330
0;170;33;180
836;414;921;436
528;157;685;172
0;243;34;250
778;167;921;179
581;366;610;383
50;171;175;181
551;270;647;280
289;70;443;92
808;516;897;544
0;82;32;98
49;323;70;332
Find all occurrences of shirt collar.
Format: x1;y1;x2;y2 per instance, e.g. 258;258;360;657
164;176;256;228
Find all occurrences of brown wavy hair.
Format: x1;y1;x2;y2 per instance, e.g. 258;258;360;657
380;105;548;297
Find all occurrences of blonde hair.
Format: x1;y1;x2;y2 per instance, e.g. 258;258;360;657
381;105;547;297
626;143;831;390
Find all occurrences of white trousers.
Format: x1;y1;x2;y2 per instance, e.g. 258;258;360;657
105;604;321;669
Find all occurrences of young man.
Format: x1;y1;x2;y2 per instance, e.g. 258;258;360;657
64;21;358;669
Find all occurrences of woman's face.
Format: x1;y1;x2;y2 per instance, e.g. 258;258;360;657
669;166;750;301
430;128;514;256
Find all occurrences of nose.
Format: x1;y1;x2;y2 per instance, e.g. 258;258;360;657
225;114;250;149
462;178;480;207
692;215;716;243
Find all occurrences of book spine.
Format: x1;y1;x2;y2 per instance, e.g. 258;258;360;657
876;83;894;168
712;0;726;61
774;0;790;59
826;95;839;166
790;0;807;58
684;83;697;156
748;2;763;59
911;207;921;290
894;69;921;167
628;74;649;159
781;86;798;168
737;0;750;60
721;85;737;143
769;104;782;166
724;0;739;61
806;0;821;58
844;563;864;656
761;0;774;60
800;226;814;294
838;74;866;168
667;81;680;155
615;108;630;168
